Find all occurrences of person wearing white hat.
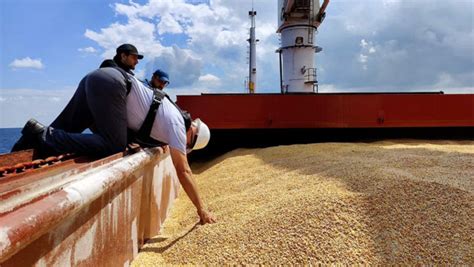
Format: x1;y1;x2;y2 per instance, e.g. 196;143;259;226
126;73;216;224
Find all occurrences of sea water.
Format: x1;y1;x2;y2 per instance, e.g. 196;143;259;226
0;128;21;154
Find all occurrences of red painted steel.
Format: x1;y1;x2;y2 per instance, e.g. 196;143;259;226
177;93;474;129
0;153;77;178
0;150;34;168
0;147;180;266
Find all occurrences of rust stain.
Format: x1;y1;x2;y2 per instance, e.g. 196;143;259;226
0;143;141;179
0;145;178;266
0;146;180;266
0;153;77;178
0;189;22;201
0;150;34;167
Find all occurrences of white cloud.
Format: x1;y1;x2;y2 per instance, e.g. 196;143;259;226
318;0;474;91
197;73;222;88
49;97;61;102
357;39;377;69
134;68;146;80
199;74;220;82
82;0;273;93
78;46;98;53
144;45;202;87
85;18;163;59
432;72;474;91
317;83;338;93
157;14;183;34
81;0;473;94
358;54;368;64
9;57;44;70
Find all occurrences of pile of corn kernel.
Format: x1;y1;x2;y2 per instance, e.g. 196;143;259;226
132;140;474;265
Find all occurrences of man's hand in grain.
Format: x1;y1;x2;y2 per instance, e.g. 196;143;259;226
198;209;217;224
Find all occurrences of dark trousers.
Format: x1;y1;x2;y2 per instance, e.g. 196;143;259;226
44;68;128;157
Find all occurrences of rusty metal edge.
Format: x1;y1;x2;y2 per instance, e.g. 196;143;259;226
0;147;162;263
0;146;143;214
0;150;34;167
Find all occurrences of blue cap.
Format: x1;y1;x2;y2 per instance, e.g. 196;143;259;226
153;69;169;83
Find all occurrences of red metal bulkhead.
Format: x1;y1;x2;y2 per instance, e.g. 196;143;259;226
176;93;474;129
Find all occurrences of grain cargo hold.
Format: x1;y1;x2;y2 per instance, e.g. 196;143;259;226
133;140;474;265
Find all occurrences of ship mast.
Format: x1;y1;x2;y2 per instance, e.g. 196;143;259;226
247;5;258;93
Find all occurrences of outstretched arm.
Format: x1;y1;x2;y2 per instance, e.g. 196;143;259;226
169;147;216;224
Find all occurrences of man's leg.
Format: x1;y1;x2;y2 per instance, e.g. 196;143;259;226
11;77;93;153
50;77;93;132
41;127;111;156
85;68;128;154
43;68;128;156
11;76;93;156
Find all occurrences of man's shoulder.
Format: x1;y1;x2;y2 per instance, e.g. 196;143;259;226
95;66;122;76
88;67;126;83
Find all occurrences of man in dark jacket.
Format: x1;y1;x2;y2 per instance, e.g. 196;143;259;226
11;44;144;157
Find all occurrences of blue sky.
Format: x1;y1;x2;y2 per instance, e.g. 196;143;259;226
2;0;127;89
0;0;473;128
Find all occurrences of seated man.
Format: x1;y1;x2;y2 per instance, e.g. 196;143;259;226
11;43;143;157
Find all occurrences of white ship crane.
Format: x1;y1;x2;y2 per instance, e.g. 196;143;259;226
277;0;330;93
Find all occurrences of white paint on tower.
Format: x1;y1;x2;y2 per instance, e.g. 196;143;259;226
277;0;329;93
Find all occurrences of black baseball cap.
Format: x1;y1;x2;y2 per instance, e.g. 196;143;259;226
116;44;144;59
